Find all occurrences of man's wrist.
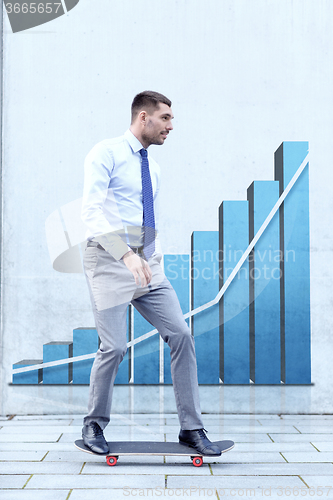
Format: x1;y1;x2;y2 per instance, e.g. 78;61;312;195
122;249;134;259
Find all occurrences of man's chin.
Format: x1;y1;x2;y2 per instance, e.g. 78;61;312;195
152;138;165;146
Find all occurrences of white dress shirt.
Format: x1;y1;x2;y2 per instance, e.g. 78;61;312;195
81;129;161;260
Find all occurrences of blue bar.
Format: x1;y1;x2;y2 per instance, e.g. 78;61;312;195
132;308;159;384
12;360;43;384
219;201;250;384
43;342;73;384
191;231;220;384
247;181;281;384
72;328;99;384
164;254;190;384
114;306;129;384
274;142;311;384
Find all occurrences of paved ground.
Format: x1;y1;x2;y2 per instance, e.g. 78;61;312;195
1;413;333;499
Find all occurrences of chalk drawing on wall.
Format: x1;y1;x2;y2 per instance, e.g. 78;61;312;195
11;142;311;385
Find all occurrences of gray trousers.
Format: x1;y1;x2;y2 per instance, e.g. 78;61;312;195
83;244;204;430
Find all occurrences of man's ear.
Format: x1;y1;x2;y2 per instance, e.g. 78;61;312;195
138;110;147;125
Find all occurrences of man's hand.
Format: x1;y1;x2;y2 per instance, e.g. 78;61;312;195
122;250;152;287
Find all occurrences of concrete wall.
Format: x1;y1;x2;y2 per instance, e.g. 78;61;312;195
1;0;333;415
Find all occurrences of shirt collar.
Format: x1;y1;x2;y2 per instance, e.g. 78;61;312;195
124;129;144;154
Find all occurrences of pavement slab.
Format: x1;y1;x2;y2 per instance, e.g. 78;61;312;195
0;461;83;474
0;419;74;427
0;491;70;500
300;477;333;489
0;442;76;452
13;415;82;420
0;425;81;435
312;442;333;452
69;491;159;500
0;433;63;443
258;418;333;425
294;426;333;433
283;452;333;463
281;415;333;420
69;489;219;500
0;475;31;488
0;412;332;498
0;451;47;461
210;462;333;475
26;473;166;489
269;433;333;442
230;442;315;451
166;474;305;489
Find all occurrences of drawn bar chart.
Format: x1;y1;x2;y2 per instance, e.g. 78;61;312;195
275;142;311;384
191;232;220;384
219;201;250;384
72;328;99;384
12;142;311;385
43;341;73;384
164;254;190;384
12;360;43;384
132;307;159;384
247;181;281;384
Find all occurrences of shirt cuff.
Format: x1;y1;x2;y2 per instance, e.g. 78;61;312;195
94;232;131;261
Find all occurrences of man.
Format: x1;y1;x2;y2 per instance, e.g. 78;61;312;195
81;91;220;456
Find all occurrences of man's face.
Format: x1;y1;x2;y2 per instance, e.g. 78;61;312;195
141;103;174;147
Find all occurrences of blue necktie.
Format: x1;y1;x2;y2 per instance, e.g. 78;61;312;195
140;148;155;259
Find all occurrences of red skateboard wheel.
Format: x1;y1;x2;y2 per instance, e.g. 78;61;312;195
106;456;118;466
192;456;203;467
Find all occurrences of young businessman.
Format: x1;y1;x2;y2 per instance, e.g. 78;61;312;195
81;91;220;456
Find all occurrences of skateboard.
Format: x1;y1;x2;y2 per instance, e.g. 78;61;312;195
74;439;234;467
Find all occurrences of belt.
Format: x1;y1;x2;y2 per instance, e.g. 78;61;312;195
87;241;105;251
131;246;144;255
86;241;144;255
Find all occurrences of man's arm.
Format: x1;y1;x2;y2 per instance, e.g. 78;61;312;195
82;141;152;286
81;142;131;260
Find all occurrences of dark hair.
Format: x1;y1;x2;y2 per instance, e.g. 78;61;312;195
131;91;172;123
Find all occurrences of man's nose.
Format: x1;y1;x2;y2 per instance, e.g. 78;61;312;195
167;121;173;131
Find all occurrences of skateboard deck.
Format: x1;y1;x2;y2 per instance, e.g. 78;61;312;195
74;439;234;467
